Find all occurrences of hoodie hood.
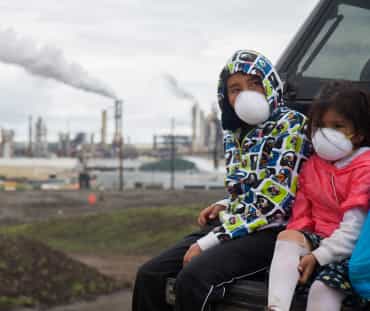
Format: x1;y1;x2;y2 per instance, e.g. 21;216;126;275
218;50;284;131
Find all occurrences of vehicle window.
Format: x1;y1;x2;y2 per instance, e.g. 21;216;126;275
297;2;370;81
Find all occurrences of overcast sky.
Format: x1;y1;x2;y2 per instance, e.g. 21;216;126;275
0;0;319;144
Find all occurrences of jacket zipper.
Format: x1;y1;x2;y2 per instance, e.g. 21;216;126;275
331;174;339;205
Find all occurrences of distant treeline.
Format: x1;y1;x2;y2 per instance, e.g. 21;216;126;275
139;158;198;172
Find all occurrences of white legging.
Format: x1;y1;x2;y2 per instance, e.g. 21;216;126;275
268;240;345;311
306;280;345;311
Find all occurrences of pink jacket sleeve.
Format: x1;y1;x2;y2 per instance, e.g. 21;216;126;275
287;165;314;231
340;167;370;212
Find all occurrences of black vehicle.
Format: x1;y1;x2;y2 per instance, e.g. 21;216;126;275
166;0;370;310
279;0;370;113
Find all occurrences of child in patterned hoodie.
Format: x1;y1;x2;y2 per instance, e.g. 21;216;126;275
133;49;311;311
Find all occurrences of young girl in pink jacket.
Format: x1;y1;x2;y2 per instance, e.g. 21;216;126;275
267;86;370;311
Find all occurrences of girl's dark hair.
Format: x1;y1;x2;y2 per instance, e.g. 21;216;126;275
308;82;370;147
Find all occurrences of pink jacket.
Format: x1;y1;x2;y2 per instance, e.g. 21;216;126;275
287;151;370;237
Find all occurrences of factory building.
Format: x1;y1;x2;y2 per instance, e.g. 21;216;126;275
34;117;48;157
0;129;15;158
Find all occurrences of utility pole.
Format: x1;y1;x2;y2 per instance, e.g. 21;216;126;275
213;117;219;170
115;100;124;191
119;135;124;191
170;118;175;190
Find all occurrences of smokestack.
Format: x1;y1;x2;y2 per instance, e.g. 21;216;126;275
28;115;33;156
90;133;95;158
114;100;123;145
101;110;107;145
153;134;157;151
113;99;124;191
0;27;117;99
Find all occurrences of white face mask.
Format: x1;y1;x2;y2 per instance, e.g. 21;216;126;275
234;90;270;125
312;128;353;161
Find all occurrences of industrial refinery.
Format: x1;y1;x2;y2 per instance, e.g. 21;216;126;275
0;98;223;191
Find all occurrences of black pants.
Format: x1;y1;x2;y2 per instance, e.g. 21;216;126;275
132;223;281;311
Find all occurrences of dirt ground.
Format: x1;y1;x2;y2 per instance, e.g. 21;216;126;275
18;290;132;311
1;189;224;311
0;189;224;225
12;253;147;311
49;290;133;311
69;254;150;287
42;253;151;311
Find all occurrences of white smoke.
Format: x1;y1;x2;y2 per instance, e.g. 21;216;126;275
0;27;117;99
162;73;196;102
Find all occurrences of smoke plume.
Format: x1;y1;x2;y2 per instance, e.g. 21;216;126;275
162;73;196;102
0;28;117;99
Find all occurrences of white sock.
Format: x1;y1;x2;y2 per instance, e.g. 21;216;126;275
268;240;309;311
306;281;345;311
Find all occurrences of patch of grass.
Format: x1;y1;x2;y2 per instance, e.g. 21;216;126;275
140;158;197;172
0;295;35;308
0;205;203;256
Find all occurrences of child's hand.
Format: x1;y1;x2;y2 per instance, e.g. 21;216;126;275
183;243;202;266
298;253;317;284
198;204;225;226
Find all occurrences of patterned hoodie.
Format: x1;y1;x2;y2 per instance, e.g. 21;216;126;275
198;50;312;250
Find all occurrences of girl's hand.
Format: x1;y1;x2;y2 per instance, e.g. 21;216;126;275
183;243;202;266
298;253;317;284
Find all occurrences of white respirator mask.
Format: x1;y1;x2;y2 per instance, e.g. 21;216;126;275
312;127;354;161
234;90;270;125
